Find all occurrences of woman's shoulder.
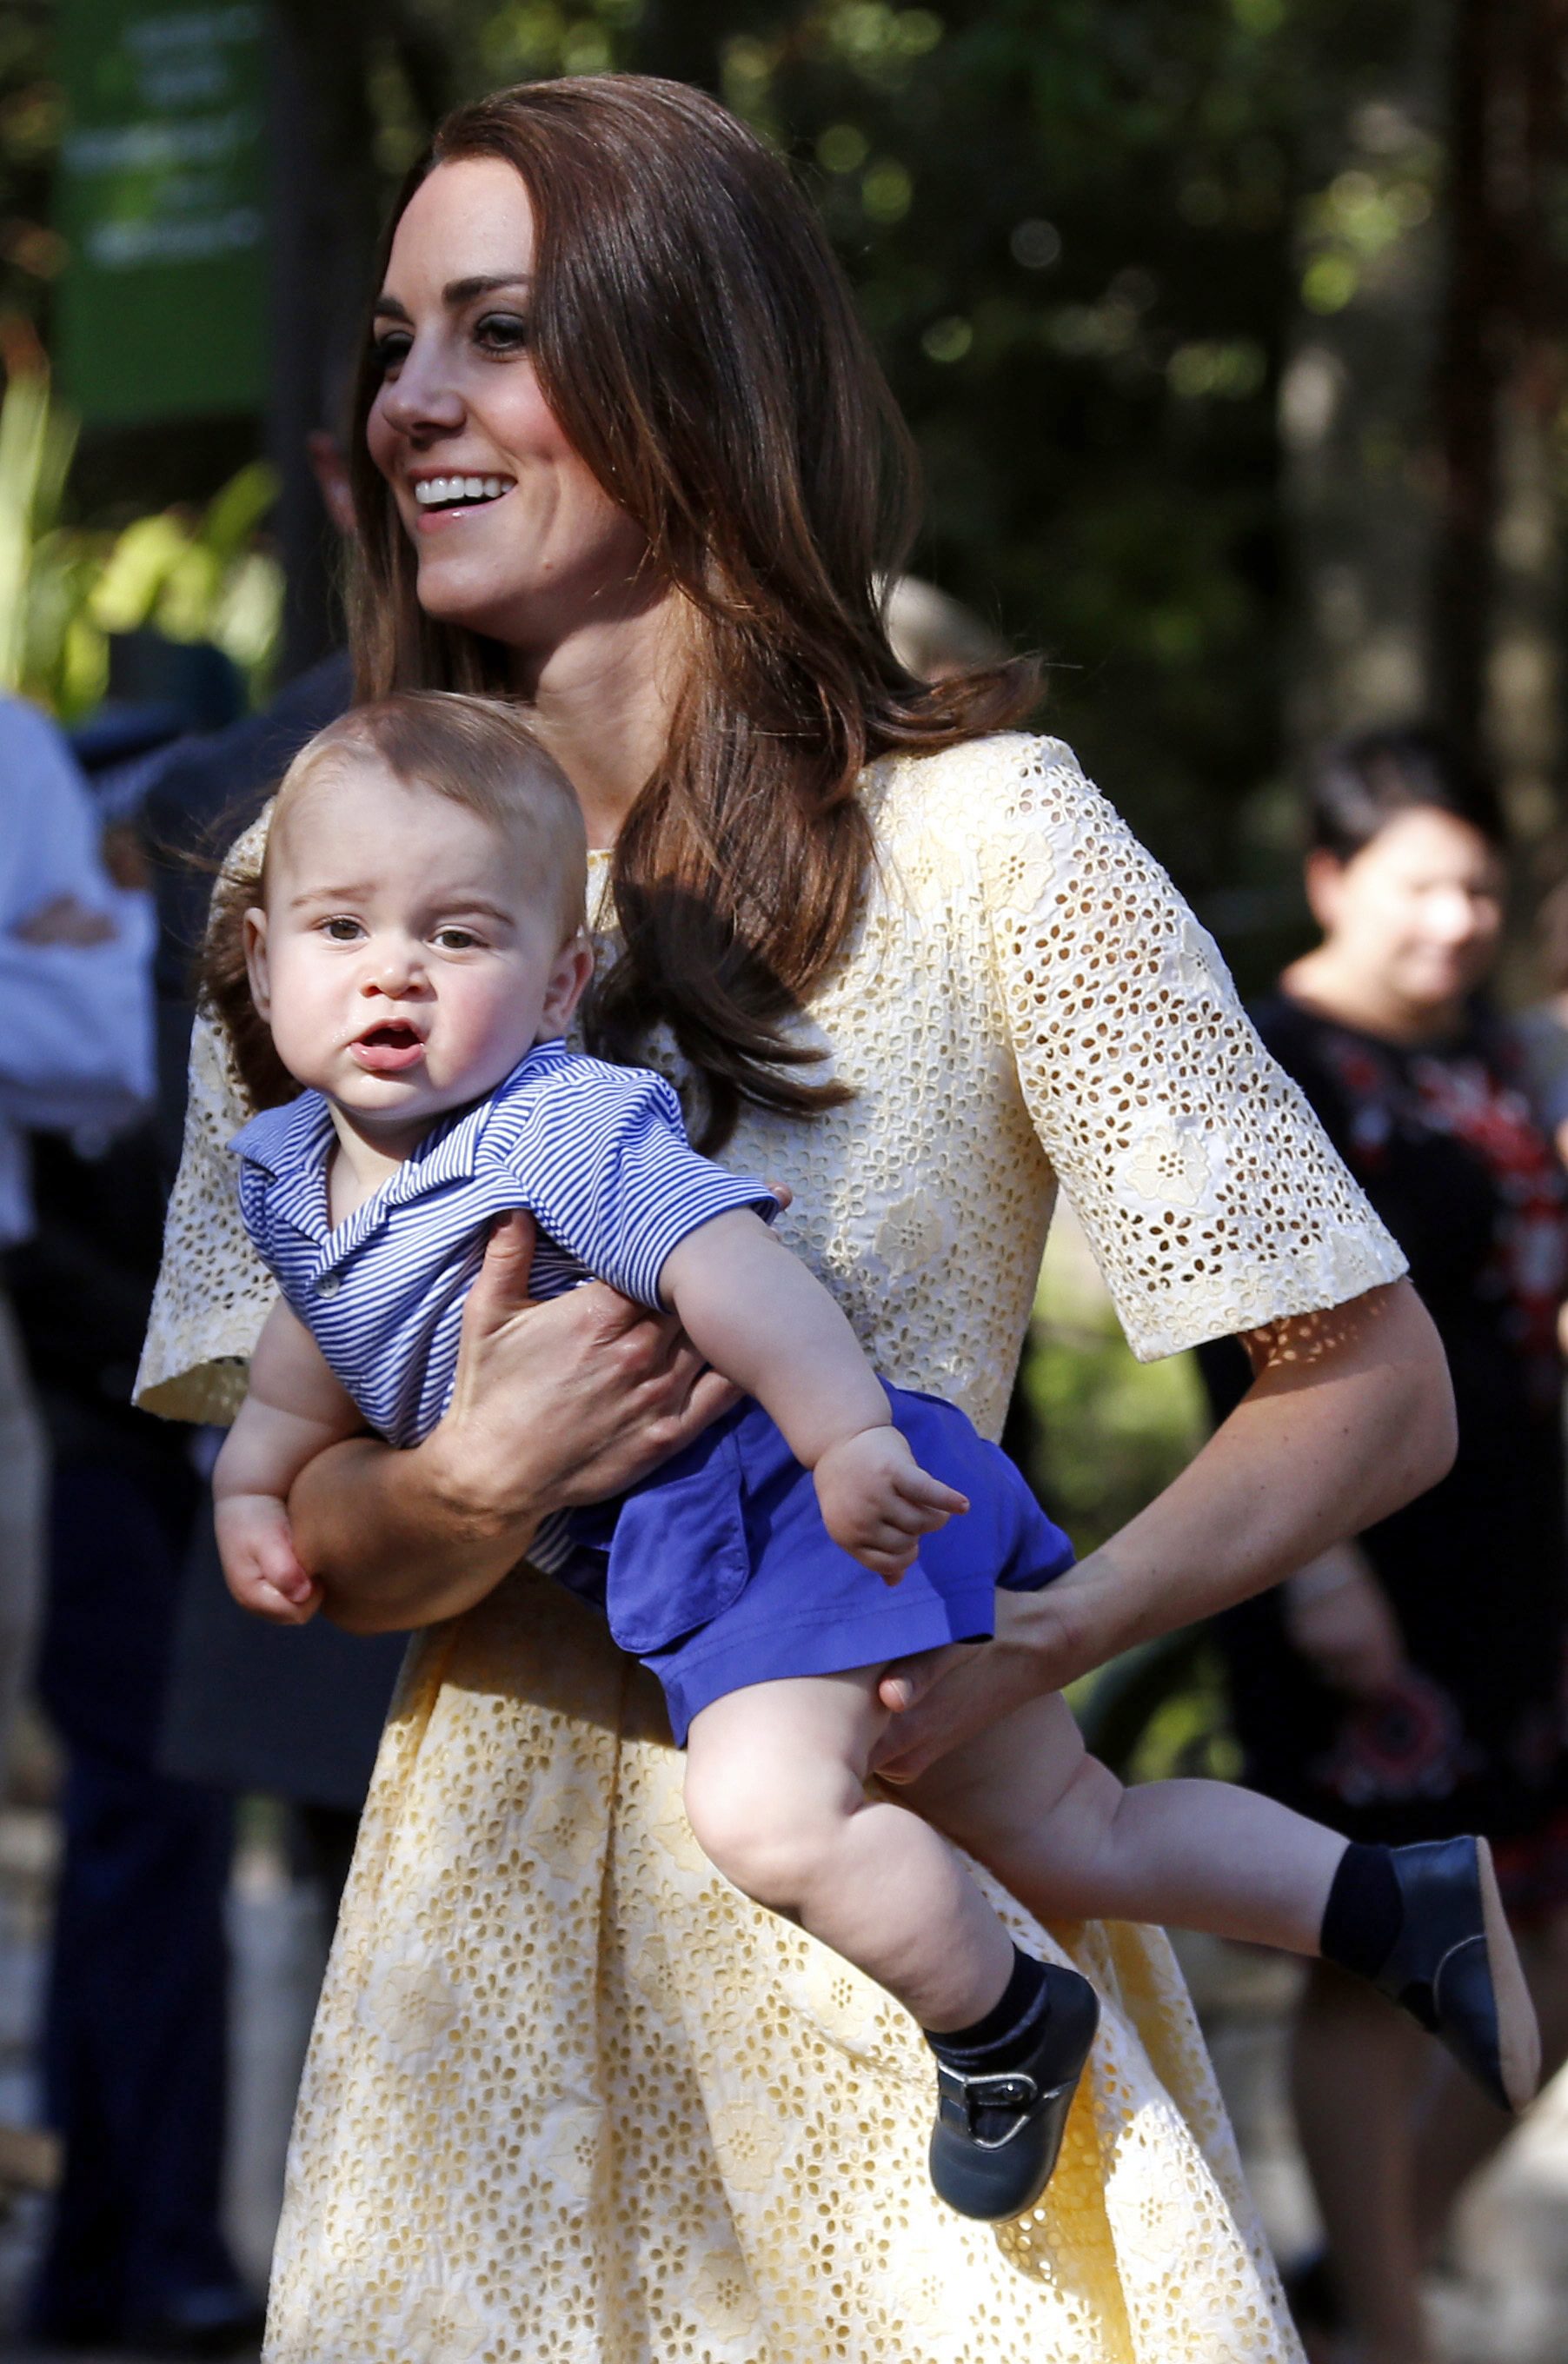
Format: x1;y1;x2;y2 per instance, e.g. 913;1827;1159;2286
860;731;1134;914
860;729;1199;946
861;729;1100;841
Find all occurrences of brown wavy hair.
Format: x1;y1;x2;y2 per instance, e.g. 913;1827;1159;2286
349;74;1037;1147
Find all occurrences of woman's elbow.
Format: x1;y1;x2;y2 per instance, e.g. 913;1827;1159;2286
318;1590;414;1637
1403;1349;1458;1500
1381;1292;1458;1507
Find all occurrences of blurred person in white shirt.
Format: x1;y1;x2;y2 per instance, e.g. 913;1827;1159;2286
0;694;155;1779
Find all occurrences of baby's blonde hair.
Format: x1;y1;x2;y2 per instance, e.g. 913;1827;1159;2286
203;693;589;1111
266;692;588;942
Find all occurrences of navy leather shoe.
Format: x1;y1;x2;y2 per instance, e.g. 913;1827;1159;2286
928;1964;1100;2221
1379;1836;1539;2114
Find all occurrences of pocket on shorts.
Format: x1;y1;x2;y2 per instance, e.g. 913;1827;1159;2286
602;1418;753;1655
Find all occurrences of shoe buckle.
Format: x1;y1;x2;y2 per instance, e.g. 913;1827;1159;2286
935;2062;1040;2137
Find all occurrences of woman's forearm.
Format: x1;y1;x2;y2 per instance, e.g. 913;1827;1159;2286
289;1429;539;1633
1033;1278;1452;1683
1017;1295;1447;1683
876;1278;1454;1777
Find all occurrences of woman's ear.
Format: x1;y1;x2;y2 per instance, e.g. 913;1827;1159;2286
1303;848;1347;936
541;930;597;1035
243;908;272;1019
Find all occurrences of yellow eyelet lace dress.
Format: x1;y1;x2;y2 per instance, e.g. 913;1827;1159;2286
138;733;1404;2364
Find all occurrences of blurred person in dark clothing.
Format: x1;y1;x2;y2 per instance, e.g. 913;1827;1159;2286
1199;728;1568;2364
10;1126;259;2357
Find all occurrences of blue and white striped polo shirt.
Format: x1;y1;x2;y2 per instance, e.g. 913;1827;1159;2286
231;1039;777;1570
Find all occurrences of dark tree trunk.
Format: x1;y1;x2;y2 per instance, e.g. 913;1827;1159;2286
266;1;455;681
1430;0;1568;784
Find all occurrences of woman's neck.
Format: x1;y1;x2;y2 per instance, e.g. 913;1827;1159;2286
1281;946;1465;1047
511;589;688;851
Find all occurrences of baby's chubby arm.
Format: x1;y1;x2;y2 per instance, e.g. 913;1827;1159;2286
213;1299;366;1625
659;1212;967;1580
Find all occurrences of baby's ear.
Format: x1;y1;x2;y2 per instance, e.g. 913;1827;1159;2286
242;907;271;1018
543;929;596;1031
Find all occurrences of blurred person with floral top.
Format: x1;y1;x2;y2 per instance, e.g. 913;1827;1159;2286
1201;727;1568;2364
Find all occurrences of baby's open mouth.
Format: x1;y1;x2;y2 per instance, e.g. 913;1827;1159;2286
350;1022;427;1074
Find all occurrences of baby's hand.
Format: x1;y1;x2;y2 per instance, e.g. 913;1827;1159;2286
215;1494;322;1626
814;1426;968;1584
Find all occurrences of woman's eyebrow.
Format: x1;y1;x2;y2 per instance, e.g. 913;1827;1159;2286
442;272;531;306
372;276;530;323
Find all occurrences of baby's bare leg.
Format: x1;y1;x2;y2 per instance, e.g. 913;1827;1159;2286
905;1690;1346;1954
684;1670;1015;2029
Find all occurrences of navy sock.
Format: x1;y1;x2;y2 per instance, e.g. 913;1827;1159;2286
1320;1842;1402;1982
924;1945;1050;2068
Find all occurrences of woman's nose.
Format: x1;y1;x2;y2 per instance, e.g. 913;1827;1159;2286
375;336;466;440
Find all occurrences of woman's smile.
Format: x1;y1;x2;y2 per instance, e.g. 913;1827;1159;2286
409;470;517;526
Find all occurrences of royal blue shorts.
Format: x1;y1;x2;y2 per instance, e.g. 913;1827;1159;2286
561;1385;1074;1744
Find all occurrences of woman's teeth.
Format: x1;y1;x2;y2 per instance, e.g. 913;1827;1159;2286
413;476;510;508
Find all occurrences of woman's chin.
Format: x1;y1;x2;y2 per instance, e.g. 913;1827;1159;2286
413;561;511;630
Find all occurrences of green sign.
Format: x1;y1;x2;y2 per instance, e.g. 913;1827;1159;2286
54;1;269;427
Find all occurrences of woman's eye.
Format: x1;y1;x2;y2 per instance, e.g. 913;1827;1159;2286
475;311;529;355
372;329;411;373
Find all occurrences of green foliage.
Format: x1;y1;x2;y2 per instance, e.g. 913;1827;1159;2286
0;342;70;691
683;0;1412;887
1021;1321;1204;1554
1016;1320;1239;1784
0;358;282;717
1071;1627;1241;1783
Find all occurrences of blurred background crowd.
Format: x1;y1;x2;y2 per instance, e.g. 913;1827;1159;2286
5;2;1568;2360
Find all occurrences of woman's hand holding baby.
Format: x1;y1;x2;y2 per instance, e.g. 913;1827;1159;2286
814;1427;968;1583
441;1212;741;1522
287;1211;741;1631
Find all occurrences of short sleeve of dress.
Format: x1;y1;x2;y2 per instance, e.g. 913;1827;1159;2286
135;1006;277;1421
978;737;1407;1360
508;1062;779;1310
136;814;276;1424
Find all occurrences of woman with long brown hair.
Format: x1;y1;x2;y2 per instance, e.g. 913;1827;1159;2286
140;76;1452;2361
